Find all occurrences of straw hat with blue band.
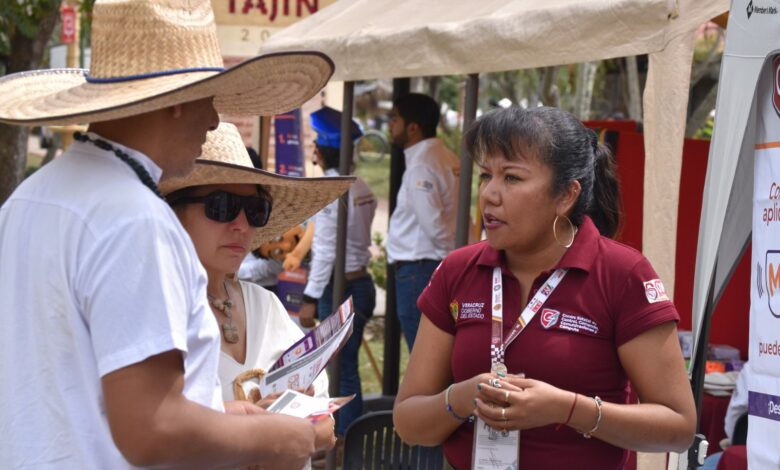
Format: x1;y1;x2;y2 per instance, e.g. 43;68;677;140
161;123;355;250
0;0;334;126
310;106;363;148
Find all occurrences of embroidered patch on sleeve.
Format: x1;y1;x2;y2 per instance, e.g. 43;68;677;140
415;180;434;192
643;279;670;303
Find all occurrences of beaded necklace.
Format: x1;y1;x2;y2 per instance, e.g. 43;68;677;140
73;132;164;199
207;281;240;344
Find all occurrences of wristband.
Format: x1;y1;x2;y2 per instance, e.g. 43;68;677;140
555;392;578;431
445;384;473;422
582;396;602;438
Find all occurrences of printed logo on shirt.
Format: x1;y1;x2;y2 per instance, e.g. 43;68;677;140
457;302;485;320
415;179;434;192
540;308;560;329
450;300;459;321
553;313;600;335
643;279;670;304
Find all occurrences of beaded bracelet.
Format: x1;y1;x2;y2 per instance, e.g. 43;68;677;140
582;396;603;439
445;384;473;422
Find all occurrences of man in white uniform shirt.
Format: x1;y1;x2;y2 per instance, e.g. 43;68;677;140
299;106;377;436
386;93;460;350
0;1;337;468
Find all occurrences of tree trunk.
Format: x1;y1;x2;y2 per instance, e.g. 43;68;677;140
575;62;599;120
626;56;643;122
539;66;560;108
0;7;59;206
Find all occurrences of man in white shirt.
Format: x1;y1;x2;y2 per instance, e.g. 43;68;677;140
386;93;460;350
299;106;377;436
0;1;336;468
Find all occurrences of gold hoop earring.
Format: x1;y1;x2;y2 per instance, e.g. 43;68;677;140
553;215;578;248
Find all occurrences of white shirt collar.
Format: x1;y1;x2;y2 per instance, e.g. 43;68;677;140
403;137;439;167
74;132;164;183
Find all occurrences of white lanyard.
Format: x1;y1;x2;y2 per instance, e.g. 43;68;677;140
490;266;567;370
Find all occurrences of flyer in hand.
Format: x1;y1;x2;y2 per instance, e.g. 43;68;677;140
268;389;356;423
258;297;354;397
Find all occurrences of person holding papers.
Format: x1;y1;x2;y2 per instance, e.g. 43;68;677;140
162;123;354;456
298;107;378;437
393;107;696;469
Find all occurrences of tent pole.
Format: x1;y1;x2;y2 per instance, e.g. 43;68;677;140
686;260;718;469
382;78;410;397
324;81;354;470
455;73;479;248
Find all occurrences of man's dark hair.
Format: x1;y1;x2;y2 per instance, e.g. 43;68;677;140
316;145;340;170
393;93;440;139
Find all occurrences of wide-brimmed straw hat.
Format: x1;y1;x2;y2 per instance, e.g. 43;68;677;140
0;0;333;126
160;123;353;249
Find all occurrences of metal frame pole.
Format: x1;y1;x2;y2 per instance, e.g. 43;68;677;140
455;74;479;248
382;77;410;396
324;81;355;470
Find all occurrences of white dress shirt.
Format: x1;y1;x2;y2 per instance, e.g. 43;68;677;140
304;168;377;299
386;137;460;263
0;136;222;468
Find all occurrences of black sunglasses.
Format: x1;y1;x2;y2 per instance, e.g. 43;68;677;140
171;191;272;227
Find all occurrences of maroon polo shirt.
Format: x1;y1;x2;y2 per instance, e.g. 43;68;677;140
418;217;679;470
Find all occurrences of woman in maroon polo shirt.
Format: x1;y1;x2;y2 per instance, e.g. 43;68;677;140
393;106;696;469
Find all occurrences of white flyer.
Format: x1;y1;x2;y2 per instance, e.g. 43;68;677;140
258;309;354;397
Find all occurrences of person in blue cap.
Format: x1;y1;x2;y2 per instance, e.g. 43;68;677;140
299;106;378;437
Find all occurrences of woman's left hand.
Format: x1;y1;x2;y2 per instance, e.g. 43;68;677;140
474;375;572;431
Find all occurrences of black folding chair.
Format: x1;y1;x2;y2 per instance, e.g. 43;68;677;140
342;410;443;470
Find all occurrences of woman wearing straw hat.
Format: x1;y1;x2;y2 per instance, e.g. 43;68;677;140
0;1;348;468
162;123;348;468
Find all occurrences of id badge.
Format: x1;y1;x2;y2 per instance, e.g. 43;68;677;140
471;416;519;469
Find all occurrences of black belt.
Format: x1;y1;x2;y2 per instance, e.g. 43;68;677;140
395;259;441;268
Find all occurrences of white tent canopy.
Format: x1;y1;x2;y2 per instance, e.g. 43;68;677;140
262;0;728;298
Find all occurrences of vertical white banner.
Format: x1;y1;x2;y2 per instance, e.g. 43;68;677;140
750;53;780;469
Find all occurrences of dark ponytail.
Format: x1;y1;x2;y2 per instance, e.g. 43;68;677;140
590;142;621;238
465;106;622;238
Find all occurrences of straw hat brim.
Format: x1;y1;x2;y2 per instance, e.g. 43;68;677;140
0;52;333;126
160;160;355;249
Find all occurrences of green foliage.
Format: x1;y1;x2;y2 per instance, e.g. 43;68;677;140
354;152;390;200
439;125;462;156
693;115;714;140
368;232;387;290
0;0;60;57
